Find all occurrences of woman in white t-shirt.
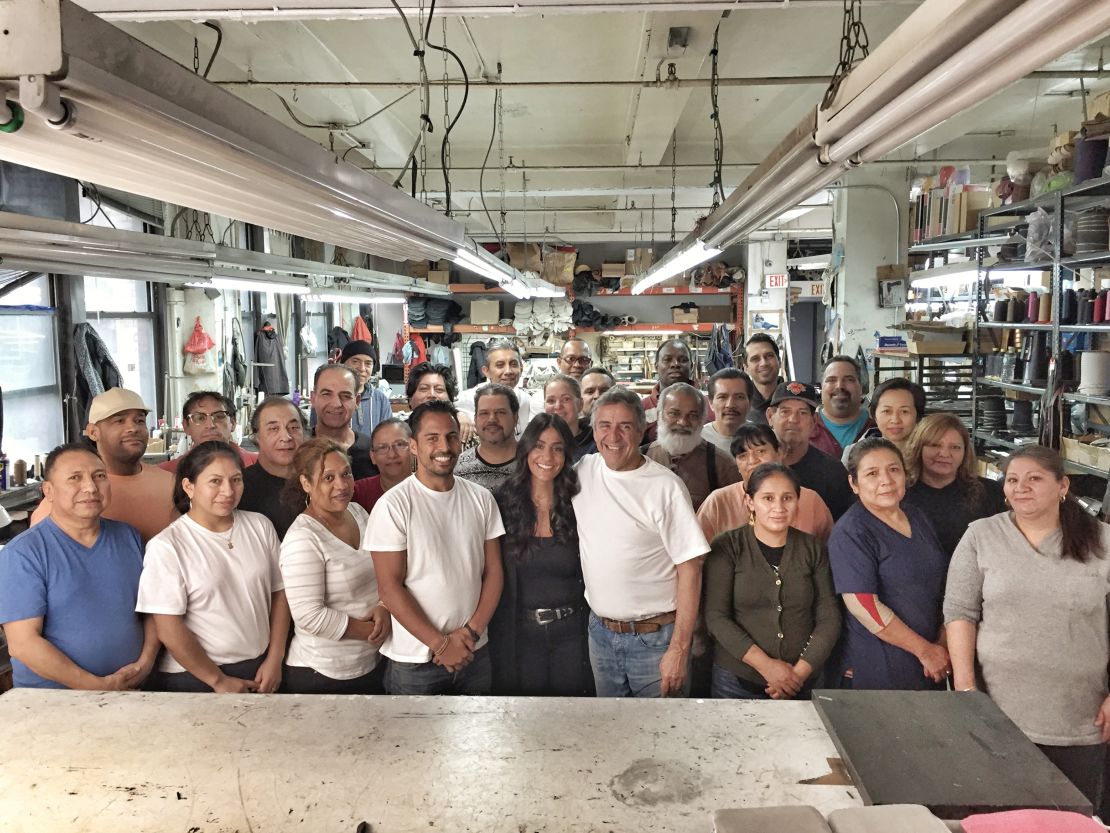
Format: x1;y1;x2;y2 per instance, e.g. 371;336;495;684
279;438;390;694
137;441;290;693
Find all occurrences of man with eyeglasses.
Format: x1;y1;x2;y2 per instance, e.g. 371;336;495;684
352;418;413;514
159;391;257;473
530;338;594;414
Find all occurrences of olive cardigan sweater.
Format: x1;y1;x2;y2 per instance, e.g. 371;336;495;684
705;524;842;686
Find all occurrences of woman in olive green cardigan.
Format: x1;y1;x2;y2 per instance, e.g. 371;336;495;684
705;462;841;699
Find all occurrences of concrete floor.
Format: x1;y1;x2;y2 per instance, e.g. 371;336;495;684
0;690;862;832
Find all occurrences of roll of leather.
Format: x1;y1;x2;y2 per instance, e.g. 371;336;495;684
1038;292;1052;323
1026;291;1039;322
1079;350;1110;395
1061;289;1078;324
1095;290;1106;324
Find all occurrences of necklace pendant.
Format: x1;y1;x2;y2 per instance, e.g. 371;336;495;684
227;541;234;550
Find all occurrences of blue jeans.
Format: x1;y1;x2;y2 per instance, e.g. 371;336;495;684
711;663;814;700
385;646;492;695
587;612;677;698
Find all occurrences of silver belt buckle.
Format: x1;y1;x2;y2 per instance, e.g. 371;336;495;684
533;608;559;625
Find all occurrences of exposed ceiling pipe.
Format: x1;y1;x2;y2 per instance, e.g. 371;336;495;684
94;1;925;23
405;158;1001;173
211;69;1108;90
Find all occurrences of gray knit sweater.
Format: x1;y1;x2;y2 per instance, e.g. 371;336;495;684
944;511;1110;745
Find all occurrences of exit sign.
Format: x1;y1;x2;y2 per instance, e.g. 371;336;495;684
765;273;788;289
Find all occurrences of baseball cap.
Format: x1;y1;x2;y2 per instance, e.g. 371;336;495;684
769;381;819;410
574;264;593;274
88;388;150;423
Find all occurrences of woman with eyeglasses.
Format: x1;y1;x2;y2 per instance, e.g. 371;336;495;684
542;375;597;462
138;441;289;693
159;390;256;473
280;438;390;694
352;419;413;514
488;414;593;696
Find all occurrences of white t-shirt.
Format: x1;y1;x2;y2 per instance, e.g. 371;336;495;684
455;383;531;438
572;454;709;621
137;511;284;673
366;475;504;663
280;503;380;680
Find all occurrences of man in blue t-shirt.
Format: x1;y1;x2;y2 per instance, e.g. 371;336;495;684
0;443;157;689
811;356;875;459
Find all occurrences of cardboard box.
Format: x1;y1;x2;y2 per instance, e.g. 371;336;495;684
699;305;733;324
876;264;910;281
907;340;966;355
601;262;626;279
1062;436;1110;471
405;260;430;279
672;308;699;324
426;269;450;285
469;299;501;325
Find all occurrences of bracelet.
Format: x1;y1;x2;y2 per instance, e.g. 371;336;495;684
432;635;450;658
958;687;977;692
464;624;480;642
375;601;390;613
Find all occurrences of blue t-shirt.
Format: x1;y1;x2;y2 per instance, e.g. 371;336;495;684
827;501;947;690
0;517;145;689
820;411;870;455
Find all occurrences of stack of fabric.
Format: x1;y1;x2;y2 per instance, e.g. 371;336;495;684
407;298;428;328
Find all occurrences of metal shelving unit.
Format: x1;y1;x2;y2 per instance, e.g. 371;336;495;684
969;173;1110;479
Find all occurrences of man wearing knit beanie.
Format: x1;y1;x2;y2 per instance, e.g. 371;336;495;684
340;340;393;435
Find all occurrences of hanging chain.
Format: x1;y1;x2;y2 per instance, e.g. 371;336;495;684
670;130;678;243
521;168;528;251
417;0;429;203
193;38;200;74
709;23;725;210
650;193;656;246
497;88;507;243
441;17;453;216
822;0;870;111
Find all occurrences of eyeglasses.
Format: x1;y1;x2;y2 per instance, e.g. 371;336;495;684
186;411;231;426
371;440;410;454
561;355;592;366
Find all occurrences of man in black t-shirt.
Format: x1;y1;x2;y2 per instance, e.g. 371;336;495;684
766;381;854;520
238;397;306;539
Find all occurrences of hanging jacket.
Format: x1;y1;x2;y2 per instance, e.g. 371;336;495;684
73;322;125;421
705;324;734;374
467;341;488;388
328;326;351;356
254;323;290;395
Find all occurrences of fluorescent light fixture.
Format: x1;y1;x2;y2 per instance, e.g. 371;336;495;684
911;258;1049;290
190;276;311;295
908;234;1015;254
0;0;467;263
786;254;830;271
632;240;722;294
453;242;536;298
307;291;406;305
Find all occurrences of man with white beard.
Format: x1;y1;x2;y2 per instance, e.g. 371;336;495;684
645;383;741;511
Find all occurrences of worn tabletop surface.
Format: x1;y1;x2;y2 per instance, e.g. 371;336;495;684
0;690;861;832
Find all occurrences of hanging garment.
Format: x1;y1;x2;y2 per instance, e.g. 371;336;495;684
351;315;372;343
328;326;351;356
254;321;290;395
705;324;734;374
231;318;249;388
467;341;488;388
73;322;125;421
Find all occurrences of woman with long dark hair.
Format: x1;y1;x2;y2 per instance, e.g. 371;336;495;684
945;445;1110;807
137;441;289;692
279;438;390;694
488;413;593;695
902;413;1006;560
705;462;840;699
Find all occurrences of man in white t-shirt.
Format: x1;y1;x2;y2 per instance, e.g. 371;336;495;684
573;386;709;698
455;340;531;439
367;400;505;695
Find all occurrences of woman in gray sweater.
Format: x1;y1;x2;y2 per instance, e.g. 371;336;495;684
945;445;1110;808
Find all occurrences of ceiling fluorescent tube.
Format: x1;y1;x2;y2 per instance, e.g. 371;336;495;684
632;240;722;294
193;276;311;295
0;0;466;263
307;291;406;304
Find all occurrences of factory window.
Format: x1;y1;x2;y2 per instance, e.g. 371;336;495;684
0;304;63;464
84;276;159;416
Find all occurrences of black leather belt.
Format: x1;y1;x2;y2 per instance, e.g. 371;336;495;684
524;606;578;625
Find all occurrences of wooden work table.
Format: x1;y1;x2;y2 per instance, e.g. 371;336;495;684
0;690;860;832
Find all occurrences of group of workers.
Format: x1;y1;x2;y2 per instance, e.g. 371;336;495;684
0;331;1108;808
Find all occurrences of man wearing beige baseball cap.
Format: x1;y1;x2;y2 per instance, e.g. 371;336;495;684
32;388;178;543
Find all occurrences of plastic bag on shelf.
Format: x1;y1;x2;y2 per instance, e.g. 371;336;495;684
1024;208;1053;263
